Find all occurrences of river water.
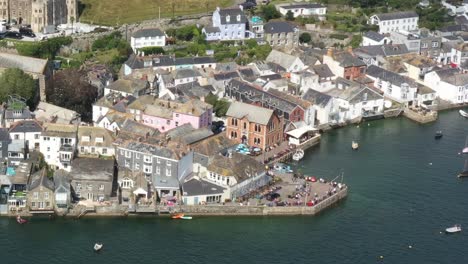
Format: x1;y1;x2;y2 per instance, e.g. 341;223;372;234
1;110;467;264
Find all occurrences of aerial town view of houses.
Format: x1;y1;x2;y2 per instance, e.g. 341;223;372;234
0;0;467;219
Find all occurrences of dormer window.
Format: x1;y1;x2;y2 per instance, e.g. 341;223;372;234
95;137;104;143
81;136;90;142
226;15;230;22
237;15;241;22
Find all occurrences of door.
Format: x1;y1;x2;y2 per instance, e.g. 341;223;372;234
38;202;44;209
183;198;187;205
194;197;199;205
87;193;94;201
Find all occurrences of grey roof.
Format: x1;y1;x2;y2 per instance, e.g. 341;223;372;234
266;50;300;70
204;26;221;33
169;82;213;99
9;120;42;133
374;11;418;21
182;178;226;196
438;24;465;32
122;141;178;159
326;85;383;103
366;65;416;87
0;52;48;74
213;71;240;81
334;52;366;67
364;31;385;42
4;108;32;120
355;44;410;57
264;21;295;34
218;8;247;25
34;102;79;124
0;128;9;141
174;68;202;79
29;169;54;191
302;89;332;107
215;62;238;72
193;152;209;167
312;64;335;78
107;79;148;94
193;57;216;64
120;119;159;138
180;128;214;145
440;73;468;86
133;28;164;38
124;54;175;70
238;67;257;82
71;158;115;182
280;3;325;9
226;101;274;126
53;169;70;193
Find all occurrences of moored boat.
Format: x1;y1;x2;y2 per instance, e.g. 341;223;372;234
458;160;468;178
445;224;462;233
292;149;304;161
181;216;193;220
171;213;184;219
459;110;468;118
16;215;28;224
94;243;103;251
435;131;443;139
352;141;359;150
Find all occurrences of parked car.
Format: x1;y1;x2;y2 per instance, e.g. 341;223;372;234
5;31;22;39
19;27;35;37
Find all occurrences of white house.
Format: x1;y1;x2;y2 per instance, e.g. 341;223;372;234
77;126;115;158
276;3;327;18
265;49;305;73
424;68;468;104
40;123;78;172
366;65;418;104
362;31;390;46
130;28;166;52
181;177;229;205
368;11;419;34
203;6;248;41
302;89;338;125
8;120;43;151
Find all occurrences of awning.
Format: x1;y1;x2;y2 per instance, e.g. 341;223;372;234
133;187;148;196
286;126;318;139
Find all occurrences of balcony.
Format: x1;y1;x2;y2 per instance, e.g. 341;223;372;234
60;144;74;152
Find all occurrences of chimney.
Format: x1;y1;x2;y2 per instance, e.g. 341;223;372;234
327;48;333;58
142;51;145;57
216;6;220;12
238;4;243;11
347;46;353;54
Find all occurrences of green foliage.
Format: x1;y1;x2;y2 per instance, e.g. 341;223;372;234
92;31;127;51
348;34;362;48
187;43;207;56
417;4;452;30
261;4;281;21
16;36;72;59
0;68;37;107
139;46;166;55
299;32;311;44
296;16;316;26
91;31;131;72
330;33;348;40
206;94;230;117
285;10;295;21
245;39;258;49
166;25;201;41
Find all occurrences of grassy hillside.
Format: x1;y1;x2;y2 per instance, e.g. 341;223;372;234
79;0;234;26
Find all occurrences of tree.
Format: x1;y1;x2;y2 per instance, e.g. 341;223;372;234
0;68;37;107
348;34;363;48
299;32;312;44
261;4;281;21
48;69;97;122
286;10;295;21
205;94;231;117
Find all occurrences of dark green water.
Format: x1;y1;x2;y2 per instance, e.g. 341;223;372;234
1;110;467;264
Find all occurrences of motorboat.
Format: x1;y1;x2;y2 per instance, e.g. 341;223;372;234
171;213;184;219
352;141;359;150
16;215;27;224
292;149;304;161
434;131;443;139
273;163;293;173
445;224;462;233
94;243;103;251
462;137;468;154
180;216;193;220
459;110;468;118
458;160;468;178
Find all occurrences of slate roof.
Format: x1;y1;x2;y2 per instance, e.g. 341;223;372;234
279;3;325;9
34;102;79;124
264;21;295;34
312;64;335;78
0;52;48;74
174;68;201;79
366;65;416;87
238;67;257;82
0;128;9;141
182;178;226;196
213;71;240;81
124;54;175;70
120;119;159;138
120;140;179;159
266;49;299;70
207;153;265;182
191;134;237;157
326;85;383;104
204;26;221;33
169;82;214;99
440;73;468;86
302;89;332;107
29;169;54;191
9;120;43;133
4;108;32;120
333;52;366;67
71;158;115;182
226;101;274;126
53;169;70;193
107;79;148;94
215;62;238;72
42;123;77;138
218;8;247;25
374;11;418;21
354;44;410;57
364;31;385;42
132;28;164;38
78;126;115;148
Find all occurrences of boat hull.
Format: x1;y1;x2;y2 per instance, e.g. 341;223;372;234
459;110;468;118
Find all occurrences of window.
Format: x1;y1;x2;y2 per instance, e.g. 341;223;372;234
166;120;170;125
80;146;85;153
33;192;38;199
243;122;247;129
102;148;107;154
135;163;140;170
166;161;171;167
44;192;49;200
166;168;172;176
34;134;39;139
32;202;36;207
144;155;152;163
125;160;130;167
156;157;160;164
432;42;439;48
91;147;95;153
87;184;92;191
144;165;152;173
156;166;160;174
421;43;428;49
125;151;131;158
47;147;50;151
77;183;82;190
99;184;104;191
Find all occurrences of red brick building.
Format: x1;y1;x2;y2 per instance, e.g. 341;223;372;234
226;102;283;151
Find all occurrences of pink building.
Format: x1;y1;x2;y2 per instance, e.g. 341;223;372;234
141;99;213;132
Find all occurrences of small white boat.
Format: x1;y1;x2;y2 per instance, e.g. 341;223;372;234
445;224;462;233
94;243;103;251
352;141;359;150
181;216;193;220
459;110;468;118
292;149;304;161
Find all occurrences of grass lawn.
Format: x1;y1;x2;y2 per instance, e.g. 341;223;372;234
79;0;234;26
